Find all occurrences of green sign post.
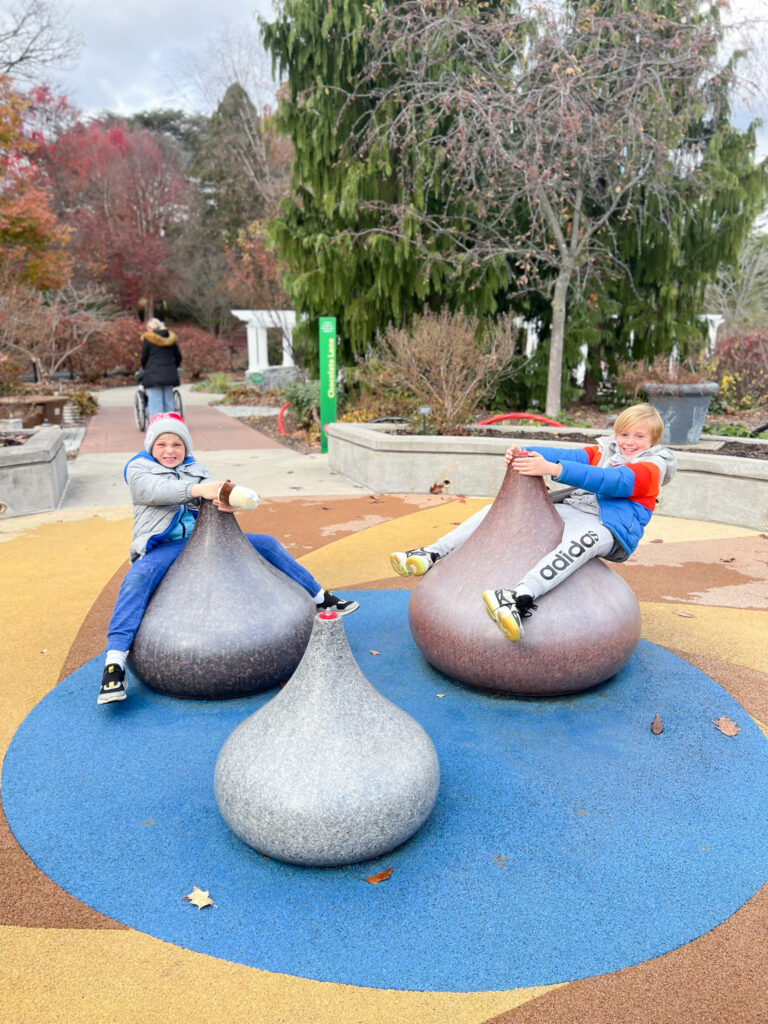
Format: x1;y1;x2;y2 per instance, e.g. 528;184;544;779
318;316;337;453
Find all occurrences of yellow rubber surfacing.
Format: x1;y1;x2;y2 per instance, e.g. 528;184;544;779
2;505;765;1023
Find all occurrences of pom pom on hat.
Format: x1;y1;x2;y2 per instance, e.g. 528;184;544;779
145;412;193;456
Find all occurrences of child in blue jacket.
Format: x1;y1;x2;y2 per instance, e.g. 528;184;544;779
390;403;676;643
99;412;358;705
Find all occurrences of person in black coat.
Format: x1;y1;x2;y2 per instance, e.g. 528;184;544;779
141;318;182;421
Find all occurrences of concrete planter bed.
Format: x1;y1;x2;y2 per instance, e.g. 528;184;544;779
326;421;768;532
0;426;68;518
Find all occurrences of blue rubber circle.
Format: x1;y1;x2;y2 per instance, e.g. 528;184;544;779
4;590;768;991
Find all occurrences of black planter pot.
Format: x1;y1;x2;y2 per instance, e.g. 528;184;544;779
642;381;719;445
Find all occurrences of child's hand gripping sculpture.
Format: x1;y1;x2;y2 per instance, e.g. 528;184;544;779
217;479;260;511
191;478;260;512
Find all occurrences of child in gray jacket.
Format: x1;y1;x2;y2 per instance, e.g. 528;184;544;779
98;413;357;705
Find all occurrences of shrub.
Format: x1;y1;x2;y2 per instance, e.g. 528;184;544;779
710;332;768;412
67;317;143;382
65;390;99;416
615;354;711;397
220;386;266;406
175;327;234;380
191;371;234;393
368;309;521;434
0;355;25;394
279;380;320;429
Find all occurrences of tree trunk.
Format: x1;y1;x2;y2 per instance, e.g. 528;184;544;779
545;269;571;418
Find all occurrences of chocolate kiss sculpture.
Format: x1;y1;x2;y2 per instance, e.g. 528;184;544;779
214;611;440;866
409;467;641;696
129;499;315;699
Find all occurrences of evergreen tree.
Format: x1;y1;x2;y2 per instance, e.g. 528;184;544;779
261;0;511;368
193;84;271;243
574;0;768;390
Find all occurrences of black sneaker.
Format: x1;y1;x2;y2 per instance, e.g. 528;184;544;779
317;592;359;616
98;664;127;704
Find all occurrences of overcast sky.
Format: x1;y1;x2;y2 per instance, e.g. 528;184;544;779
51;0;768;158
53;0;278;117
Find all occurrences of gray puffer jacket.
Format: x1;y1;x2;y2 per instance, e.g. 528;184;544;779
124;451;211;561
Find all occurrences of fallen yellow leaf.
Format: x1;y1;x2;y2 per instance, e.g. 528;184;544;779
184;886;215;910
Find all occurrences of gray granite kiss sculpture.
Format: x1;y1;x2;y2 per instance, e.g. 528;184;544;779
408;465;641;696
214;610;440;866
129;499;315;699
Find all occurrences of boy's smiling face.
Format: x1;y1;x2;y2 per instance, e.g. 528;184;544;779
615;422;653;458
151;432;186;468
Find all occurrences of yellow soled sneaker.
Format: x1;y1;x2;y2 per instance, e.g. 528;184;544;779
482;589;535;643
389;548;441;577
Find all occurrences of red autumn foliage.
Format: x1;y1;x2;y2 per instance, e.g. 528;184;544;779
40;120;189;311
66;316;144;382
226;224;288;310
713;332;768;408
178;326;244;379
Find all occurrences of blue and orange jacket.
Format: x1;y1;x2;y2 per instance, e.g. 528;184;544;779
527;438;677;560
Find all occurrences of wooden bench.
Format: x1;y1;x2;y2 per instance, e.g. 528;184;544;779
0;395;67;428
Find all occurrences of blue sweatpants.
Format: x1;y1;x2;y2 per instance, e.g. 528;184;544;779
107;533;321;652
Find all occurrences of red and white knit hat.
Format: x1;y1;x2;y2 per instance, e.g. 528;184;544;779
144;412;193;456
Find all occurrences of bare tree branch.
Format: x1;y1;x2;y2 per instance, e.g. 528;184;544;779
0;0;80;82
335;0;757;414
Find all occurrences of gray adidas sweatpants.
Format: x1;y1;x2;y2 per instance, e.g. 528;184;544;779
429;502;615;600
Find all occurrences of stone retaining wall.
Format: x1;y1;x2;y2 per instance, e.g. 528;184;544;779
0;427;68;518
326;422;768;532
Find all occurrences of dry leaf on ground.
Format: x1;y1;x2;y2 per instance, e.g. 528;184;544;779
184;886;215;910
713;716;740;737
365;868;393;885
673;610;695;618
651;714;664;735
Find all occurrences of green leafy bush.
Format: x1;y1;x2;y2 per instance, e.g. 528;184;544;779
280;380;320;429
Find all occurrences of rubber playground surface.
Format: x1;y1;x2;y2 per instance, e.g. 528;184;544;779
2;404;768;1023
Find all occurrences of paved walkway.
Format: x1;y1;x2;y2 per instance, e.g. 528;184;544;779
1;390;767;1023
60;385;371;511
78;385;283;454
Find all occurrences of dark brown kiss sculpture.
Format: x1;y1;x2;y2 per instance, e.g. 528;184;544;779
129;499;316;699
408;467;641;696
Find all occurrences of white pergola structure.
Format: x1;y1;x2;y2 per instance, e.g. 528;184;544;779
231;310;297;375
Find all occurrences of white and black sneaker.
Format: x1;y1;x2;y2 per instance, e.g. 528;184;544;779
390;548;441;577
98;664;127;704
316;592;359;616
